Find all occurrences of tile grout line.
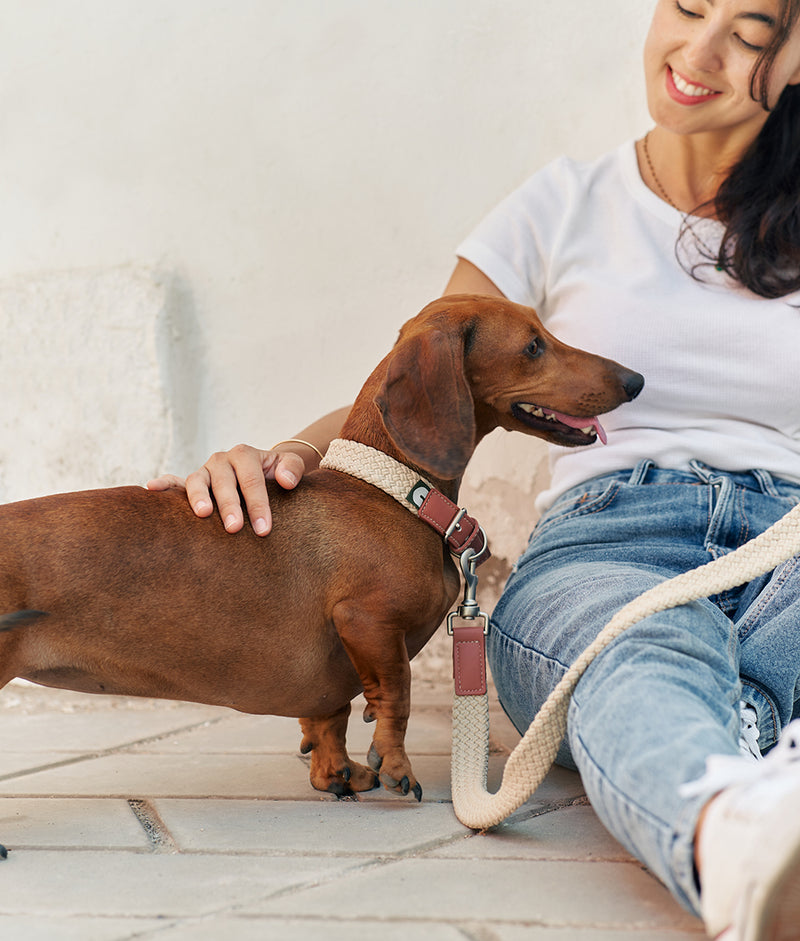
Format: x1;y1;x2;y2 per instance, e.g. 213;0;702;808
147;795;595;922
0;715;232;783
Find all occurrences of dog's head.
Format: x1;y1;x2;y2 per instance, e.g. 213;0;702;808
374;294;643;480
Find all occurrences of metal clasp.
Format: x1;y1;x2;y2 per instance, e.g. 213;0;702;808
447;547;489;633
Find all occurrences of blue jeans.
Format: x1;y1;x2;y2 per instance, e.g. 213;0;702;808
489;460;800;915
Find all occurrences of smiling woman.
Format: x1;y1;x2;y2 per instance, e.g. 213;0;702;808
643;0;800;296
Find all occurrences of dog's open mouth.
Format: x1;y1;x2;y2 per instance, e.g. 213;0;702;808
513;403;607;445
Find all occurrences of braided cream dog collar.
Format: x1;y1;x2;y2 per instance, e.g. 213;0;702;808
320;438;489;563
321;438;433;512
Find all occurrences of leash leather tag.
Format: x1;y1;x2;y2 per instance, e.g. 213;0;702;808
450;616;488;696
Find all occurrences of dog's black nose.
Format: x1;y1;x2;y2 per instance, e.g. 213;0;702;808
623;370;645;401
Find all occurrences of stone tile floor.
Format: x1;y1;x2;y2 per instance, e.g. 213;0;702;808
0;677;706;940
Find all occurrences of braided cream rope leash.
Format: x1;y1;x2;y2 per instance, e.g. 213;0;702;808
451;499;800;830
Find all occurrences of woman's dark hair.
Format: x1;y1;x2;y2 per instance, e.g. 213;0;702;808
689;0;800;298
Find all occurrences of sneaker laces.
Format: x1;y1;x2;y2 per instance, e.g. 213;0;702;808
680;718;800;801
738;702;762;762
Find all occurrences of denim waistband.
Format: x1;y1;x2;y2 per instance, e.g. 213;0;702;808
601;459;800;500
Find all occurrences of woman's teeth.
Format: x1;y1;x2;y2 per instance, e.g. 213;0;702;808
671;68;716;97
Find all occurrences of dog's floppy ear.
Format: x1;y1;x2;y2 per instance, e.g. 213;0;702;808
374;327;475;480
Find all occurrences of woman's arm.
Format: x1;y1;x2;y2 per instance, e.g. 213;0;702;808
442;258;506;297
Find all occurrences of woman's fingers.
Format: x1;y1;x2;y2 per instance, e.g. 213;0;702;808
149;445;311;536
270;451;305;491
183;464;219;521
145;474;188;493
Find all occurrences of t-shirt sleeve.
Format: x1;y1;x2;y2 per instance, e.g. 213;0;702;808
455;157;575;310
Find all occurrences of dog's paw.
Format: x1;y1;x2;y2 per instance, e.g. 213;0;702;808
309;757;379;798
367;743;423;802
339;761;381;795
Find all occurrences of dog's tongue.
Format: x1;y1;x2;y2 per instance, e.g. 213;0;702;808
543;408;608;445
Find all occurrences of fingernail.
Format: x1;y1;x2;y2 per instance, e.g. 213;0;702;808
283;471;298;487
254;518;269;536
224;514;238;531
195;500;211;512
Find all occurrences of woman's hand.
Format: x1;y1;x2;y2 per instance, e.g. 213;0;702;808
146;444;306;536
146;406;351;536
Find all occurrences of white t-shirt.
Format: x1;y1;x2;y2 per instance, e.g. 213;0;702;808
457;141;800;510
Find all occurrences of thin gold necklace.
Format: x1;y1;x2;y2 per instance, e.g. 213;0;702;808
642;132;723;271
642;132;679;210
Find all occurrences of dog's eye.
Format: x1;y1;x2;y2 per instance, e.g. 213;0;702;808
525;338;542;359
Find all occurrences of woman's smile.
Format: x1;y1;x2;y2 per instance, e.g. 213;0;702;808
666;64;723;102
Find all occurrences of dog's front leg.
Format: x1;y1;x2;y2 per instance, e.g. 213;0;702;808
298;703;379;797
333;602;423;801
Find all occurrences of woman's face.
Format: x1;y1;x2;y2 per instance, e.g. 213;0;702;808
644;0;800;141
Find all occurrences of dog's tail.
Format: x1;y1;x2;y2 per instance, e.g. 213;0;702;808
0;610;49;632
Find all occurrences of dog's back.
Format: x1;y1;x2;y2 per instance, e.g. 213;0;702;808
0;477;455;715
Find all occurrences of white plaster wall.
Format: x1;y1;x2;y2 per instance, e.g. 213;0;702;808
0;0;653;561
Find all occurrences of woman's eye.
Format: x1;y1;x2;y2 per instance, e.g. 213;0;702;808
675;0;767;51
737;35;766;52
675;1;702;18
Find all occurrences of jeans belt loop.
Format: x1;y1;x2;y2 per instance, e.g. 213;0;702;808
627;459;655;486
751;468;780;498
689;459;714;484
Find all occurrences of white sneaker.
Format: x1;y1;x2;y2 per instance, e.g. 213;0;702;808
739;702;763;762
683;721;800;940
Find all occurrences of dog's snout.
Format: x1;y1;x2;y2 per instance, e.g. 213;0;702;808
622;369;644;402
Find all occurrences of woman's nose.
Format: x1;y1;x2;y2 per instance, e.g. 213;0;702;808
684;25;725;74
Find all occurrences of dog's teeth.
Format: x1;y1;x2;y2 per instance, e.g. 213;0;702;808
519;404;546;418
580;426;594;435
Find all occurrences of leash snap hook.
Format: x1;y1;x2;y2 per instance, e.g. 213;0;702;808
447;548;488;630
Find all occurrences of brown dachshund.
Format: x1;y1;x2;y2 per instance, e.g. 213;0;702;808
0;294;642;846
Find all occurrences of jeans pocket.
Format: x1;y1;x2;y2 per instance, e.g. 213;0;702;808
533;478;621;539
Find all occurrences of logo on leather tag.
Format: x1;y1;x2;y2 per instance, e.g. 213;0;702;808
406;480;432;509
